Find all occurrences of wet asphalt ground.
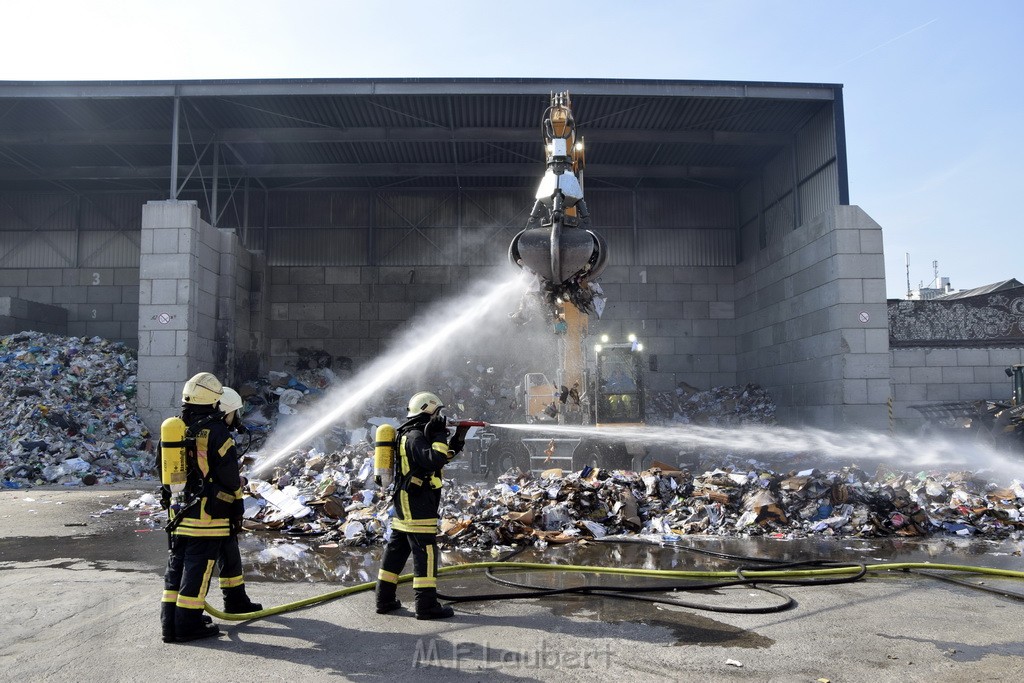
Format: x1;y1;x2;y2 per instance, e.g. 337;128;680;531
2;483;1024;682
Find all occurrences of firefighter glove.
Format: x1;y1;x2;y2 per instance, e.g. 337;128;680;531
424;414;448;444
447;425;470;456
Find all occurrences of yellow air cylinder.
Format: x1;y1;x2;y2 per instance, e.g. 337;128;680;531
160;416;188;492
374;424;396;475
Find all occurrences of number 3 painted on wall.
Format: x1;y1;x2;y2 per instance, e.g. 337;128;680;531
92;272;100;285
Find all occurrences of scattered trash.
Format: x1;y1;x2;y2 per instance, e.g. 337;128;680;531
725;659;744;667
118;436;1024;552
6;331;1023;553
0;331;154;489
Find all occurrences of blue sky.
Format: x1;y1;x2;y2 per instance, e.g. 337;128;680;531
3;0;1021;298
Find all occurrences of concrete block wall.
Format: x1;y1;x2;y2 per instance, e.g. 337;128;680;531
0;297;68;335
137;200;260;430
591;264;736;393
267;264;486;369
232;243;268;381
0;266;139;346
891;347;1024;431
735;205;890;429
266;261;737;396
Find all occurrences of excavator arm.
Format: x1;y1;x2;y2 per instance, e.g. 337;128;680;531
509;92;608;425
508;92;608;316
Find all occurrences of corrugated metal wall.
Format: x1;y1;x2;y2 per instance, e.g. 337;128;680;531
0;230;76;268
0;192;156;268
258;188;739;267
0;183;749;269
737;102;840;256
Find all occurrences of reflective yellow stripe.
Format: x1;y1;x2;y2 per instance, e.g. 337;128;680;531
198;558;215;603
219;575;244;589
162;590;178;603
215;490;234;503
399;435;410;476
392;520;439;533
172;525;230;538
426;544;435;579
432;442;450;455
219;438;234;457
378;569;400;583
412;578;437;589
176;517;231;528
409;477;423;487
399;489;413;521
177;594;206;609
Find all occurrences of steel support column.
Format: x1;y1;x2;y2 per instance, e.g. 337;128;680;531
169;90;180;199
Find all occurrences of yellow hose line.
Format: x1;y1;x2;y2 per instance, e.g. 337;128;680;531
204;560;1024;621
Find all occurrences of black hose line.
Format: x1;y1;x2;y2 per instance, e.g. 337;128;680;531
435;542;868;614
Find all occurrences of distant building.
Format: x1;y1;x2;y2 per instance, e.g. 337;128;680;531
908;276;958;300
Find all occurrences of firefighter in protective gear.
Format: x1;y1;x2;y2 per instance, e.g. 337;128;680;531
374;391;465;620
160;372;244;643
214;387;262;615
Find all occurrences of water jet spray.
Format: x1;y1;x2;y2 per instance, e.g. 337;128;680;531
251;274;523;475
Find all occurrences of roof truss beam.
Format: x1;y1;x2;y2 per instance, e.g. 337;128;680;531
0;127;791;147
0;162;752;182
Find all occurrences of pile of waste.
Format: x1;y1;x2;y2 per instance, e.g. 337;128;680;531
120;442;1024;550
648;383;777;426
0;331;154;489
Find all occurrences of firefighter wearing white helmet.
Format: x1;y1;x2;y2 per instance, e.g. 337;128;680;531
374;390;463;620
211;386;263;617
160;372;243;643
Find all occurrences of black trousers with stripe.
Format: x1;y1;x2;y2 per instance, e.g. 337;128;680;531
380;528;439;590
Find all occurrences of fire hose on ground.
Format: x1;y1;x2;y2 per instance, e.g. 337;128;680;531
203;556;1024;622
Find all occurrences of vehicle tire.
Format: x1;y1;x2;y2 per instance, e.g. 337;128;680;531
485;440;529;479
573;439;631;472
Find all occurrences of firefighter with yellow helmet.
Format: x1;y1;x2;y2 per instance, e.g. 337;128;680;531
374;391;467;619
159;372;243;643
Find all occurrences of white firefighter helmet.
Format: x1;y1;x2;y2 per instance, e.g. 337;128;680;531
407;391;444;417
220;386;244;418
182;372;223;406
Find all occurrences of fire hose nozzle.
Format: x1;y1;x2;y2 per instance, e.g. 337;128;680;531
449;420;488;428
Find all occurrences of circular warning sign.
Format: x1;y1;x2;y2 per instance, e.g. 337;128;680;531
158;312;171;324
858;311;870;323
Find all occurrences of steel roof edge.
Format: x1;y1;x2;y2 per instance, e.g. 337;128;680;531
0;77;840;100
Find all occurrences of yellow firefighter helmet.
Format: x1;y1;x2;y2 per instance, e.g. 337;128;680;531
182;372;223;406
407;391;444;417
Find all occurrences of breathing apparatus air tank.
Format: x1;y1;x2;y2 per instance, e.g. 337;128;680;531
374;423;397;488
160;416;189;493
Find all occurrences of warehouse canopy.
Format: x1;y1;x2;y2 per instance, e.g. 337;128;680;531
0;78;844;195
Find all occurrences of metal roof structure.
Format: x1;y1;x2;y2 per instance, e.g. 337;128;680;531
0;78;847;197
933;279;1024;300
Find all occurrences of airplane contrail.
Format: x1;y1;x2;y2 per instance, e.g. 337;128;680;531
835;17;939;69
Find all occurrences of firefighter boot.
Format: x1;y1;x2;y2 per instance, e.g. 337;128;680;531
175;608;220;643
375;581;402;614
222;586;262;614
415;588;454;620
161;602;176;643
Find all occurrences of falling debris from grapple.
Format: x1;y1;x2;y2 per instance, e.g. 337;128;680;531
509;91;608;320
